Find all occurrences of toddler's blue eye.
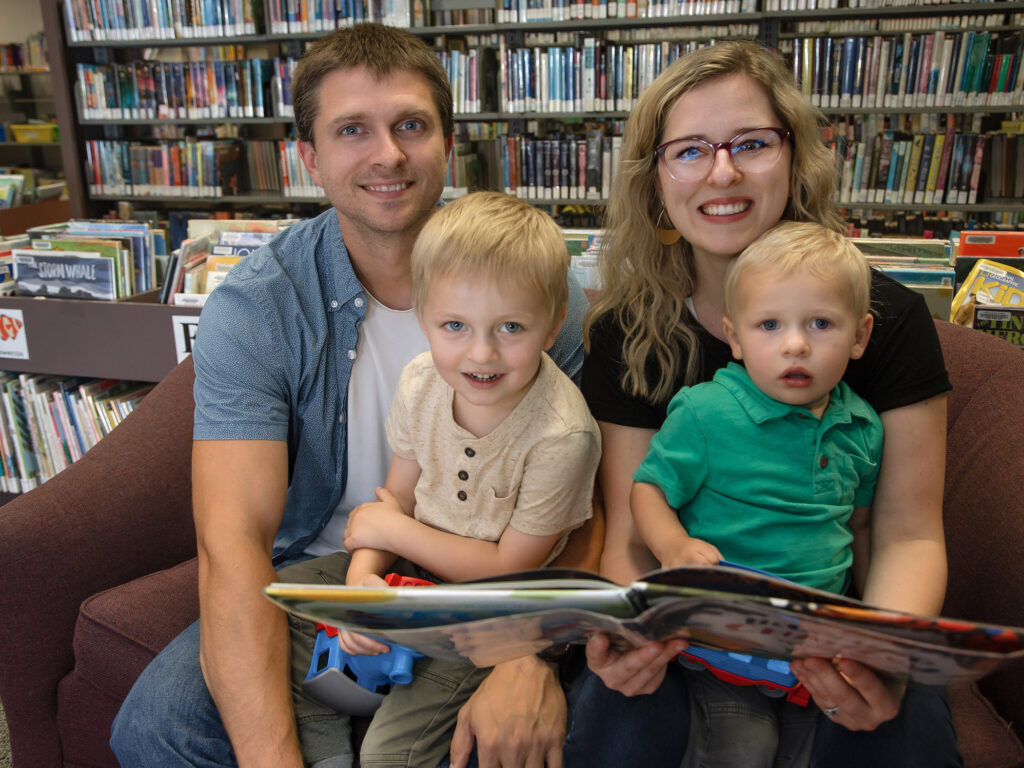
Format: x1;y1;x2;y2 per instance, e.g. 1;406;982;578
760;320;779;331
443;321;464;332
812;319;831;330
501;322;521;333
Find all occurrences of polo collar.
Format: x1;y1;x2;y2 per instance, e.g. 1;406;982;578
714;362;866;428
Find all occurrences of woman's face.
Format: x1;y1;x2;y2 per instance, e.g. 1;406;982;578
656;72;792;267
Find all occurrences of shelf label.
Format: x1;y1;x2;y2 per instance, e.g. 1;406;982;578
0;308;29;359
172;314;199;363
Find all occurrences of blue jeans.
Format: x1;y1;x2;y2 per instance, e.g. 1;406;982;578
561;654;963;768
110;621;237;767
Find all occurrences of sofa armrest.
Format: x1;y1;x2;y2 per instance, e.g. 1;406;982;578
935;321;1024;742
0;357;198;766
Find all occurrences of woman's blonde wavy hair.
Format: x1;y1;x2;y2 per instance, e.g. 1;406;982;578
585;40;843;403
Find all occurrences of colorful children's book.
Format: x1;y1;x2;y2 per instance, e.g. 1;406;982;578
265;564;1024;687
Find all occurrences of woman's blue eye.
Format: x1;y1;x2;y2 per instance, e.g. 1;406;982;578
733;138;767;154
760;320;779;331
674;143;708;163
443;321;464;332
812;318;831;330
501;322;522;333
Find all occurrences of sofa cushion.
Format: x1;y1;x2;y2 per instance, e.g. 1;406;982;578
951;683;1024;768
56;558;200;768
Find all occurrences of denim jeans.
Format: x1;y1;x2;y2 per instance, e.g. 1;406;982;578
110;621;238;767
111;553;355;768
561;654;963;768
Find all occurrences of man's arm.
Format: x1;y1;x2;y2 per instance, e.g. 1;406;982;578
193;439;304;768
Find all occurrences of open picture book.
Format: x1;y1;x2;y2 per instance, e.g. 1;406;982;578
264;564;1024;687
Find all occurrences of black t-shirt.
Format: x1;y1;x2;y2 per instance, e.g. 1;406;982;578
582;270;952;429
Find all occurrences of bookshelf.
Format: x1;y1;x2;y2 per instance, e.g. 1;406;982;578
39;0;1023;231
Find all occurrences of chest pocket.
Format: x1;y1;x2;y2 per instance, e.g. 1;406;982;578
466;485;519;541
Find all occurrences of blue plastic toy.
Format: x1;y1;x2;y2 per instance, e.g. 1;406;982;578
302;573;432;715
303;625;424;716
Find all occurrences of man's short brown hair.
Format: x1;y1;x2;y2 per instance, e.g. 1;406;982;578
292;23;454;145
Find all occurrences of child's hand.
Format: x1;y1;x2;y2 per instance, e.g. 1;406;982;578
344;488;408;551
661;536;722;568
337;629;390;656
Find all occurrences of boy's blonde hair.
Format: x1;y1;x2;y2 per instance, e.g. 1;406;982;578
723;221;872;320
412;192;569;325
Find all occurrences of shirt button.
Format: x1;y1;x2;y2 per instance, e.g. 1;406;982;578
338;414;345;424
465;447;475;457
330;300;339;309
347;349;357;360
819;456;829;469
458;470;469;481
354;297;365;308
457;490;468;501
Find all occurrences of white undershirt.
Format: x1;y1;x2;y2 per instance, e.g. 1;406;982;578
304;292;429;557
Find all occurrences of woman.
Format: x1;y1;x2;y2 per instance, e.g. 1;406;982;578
564;41;960;766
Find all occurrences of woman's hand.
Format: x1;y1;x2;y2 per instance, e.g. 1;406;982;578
790;657;905;731
585;633;688;697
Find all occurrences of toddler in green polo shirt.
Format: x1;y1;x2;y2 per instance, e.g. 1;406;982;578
631;220;882;763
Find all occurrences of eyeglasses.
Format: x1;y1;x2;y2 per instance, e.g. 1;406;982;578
654;128;791;182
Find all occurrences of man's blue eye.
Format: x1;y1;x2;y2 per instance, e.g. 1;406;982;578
399;119;423;131
340;125;361;135
760;320;779;331
443;321;464;332
812;318;831;330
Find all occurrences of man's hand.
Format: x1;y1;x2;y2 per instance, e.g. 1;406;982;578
344;487;407;551
585;633;687;697
449;655;566;768
790;657;905;731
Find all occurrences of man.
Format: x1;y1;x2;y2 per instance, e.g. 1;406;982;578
111;23;587;768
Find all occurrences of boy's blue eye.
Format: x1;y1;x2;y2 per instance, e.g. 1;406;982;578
443;321;464;332
501;321;521;333
760;319;779;331
812;318;831;330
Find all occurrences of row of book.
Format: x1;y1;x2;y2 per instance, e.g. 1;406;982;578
764;0;1005;10
0;372;153;492
76;57;295;121
1;219;164;298
63;0;261;42
788;30;1024;110
792;12;1022;35
0;34;47;70
830;125;1024;208
447;131;622;201
492;0;753;23
495;37;729;114
83;137;327;199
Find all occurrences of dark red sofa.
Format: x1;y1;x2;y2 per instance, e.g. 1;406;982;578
0;320;1022;767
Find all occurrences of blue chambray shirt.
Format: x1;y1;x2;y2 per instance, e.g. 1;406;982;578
193;208;588;565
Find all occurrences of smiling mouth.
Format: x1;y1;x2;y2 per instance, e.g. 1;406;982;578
364;182;411;192
465;373;502;382
700;201;750;216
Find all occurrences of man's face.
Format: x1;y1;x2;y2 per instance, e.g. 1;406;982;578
298;66;452;242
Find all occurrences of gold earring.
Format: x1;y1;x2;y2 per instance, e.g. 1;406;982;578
655;204;680;246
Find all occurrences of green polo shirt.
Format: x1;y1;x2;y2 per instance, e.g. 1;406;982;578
634;362;883;594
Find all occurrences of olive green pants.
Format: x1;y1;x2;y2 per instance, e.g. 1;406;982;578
283;552;489;768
